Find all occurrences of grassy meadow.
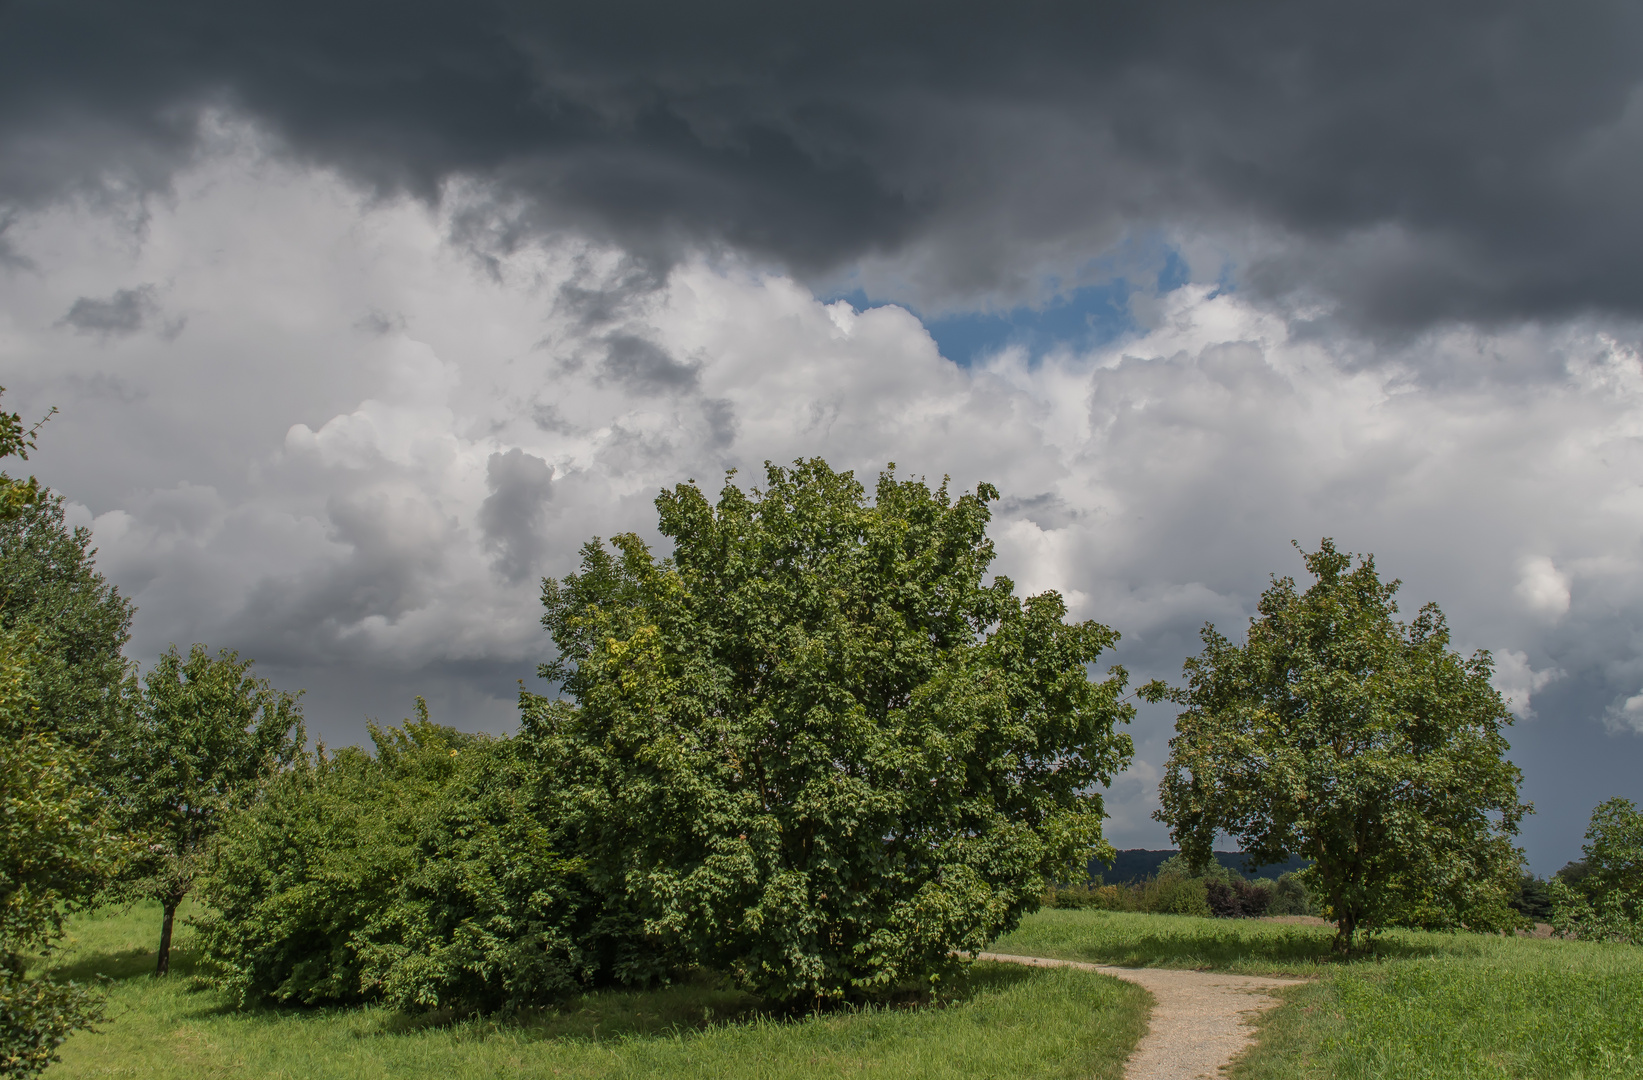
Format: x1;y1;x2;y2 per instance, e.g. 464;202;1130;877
1231;937;1643;1080
34;903;1149;1080
34;903;1643;1079
995;908;1643;1080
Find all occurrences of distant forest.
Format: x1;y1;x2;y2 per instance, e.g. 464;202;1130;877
1090;850;1311;883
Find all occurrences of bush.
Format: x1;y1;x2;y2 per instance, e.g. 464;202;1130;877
1205;878;1273;918
1042;873;1210;917
1044;864;1319;920
198;702;661;1013
0;967;104;1080
1267;872;1316;916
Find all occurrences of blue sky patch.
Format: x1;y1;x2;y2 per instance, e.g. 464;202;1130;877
830;244;1196;367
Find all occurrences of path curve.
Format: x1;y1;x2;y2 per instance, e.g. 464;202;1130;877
977;952;1305;1080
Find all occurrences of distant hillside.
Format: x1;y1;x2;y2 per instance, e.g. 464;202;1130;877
1087;849;1311;883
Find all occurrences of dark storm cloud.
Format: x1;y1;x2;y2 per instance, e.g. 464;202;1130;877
5;1;1643;329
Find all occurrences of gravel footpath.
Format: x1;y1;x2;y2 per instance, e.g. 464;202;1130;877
976;952;1306;1080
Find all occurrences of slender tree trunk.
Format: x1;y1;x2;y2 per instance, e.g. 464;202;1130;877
1333;912;1353;954
156;899;178;976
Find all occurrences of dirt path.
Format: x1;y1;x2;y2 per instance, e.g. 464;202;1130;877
976;952;1306;1080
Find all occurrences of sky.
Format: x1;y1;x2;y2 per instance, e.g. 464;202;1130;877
4;0;1643;872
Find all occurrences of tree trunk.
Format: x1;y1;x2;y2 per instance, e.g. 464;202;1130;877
156;899;178;976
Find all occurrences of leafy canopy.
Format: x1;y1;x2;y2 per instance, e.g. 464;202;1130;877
1550;797;1643;944
0;634;113;1078
0;391;131;758
200;701;626;1013
112;644;304;975
0;388;52;519
1145;539;1529;952
0;391;113;1077
541;459;1135;1003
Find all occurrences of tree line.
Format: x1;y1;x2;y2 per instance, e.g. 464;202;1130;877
4;390;1641;1078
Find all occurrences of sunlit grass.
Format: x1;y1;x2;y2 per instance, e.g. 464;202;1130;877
1231;938;1643;1080
39;902;1150;1080
993;907;1643;1079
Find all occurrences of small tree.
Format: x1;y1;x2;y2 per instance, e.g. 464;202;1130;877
114;645;304;975
1550;798;1643;944
1145;540;1529;953
542;459;1135;1004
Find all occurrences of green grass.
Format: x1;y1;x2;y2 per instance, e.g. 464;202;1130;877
52;903;1643;1079
992;909;1340;975
35;903;1150;1080
998;907;1643;1079
1232;937;1643;1080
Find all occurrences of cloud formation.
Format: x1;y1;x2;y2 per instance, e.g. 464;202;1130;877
4;137;1642;867
4;2;1643;330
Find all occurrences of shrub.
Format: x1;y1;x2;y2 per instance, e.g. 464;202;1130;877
1267;872;1317;916
1042;874;1210;916
1205;878;1273;918
198;702;660;1013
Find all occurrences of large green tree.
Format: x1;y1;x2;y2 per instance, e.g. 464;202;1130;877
113;645;304;975
1145;540;1529;953
541;459;1135;1004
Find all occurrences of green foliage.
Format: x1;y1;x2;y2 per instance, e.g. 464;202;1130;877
45;905;1149;1080
1146;540;1529;952
1267;872;1317;917
111;645;304;975
0;424;132;759
0;389;52;520
198;701;647;1014
1510;873;1556;922
1046;866;1315;920
1205;877;1274;918
1043;874;1211;916
0;634;112;1077
0;392;113;1076
540;459;1135;1004
1550;797;1643;945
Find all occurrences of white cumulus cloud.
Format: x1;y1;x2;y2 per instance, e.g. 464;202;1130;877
1516;556;1572;619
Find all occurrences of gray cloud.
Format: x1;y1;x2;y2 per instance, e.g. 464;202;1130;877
5;2;1643;332
600;333;698;392
703;398;737;448
59;285;158;337
480;448;554;582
